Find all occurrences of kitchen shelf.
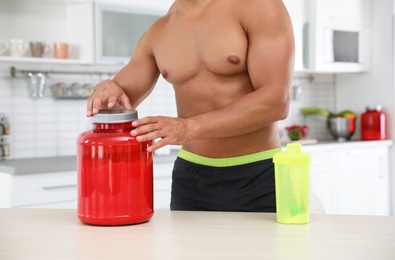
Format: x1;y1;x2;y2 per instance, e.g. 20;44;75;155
0;56;92;66
10;66;118;78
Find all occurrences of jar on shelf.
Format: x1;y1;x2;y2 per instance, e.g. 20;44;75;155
0;137;10;157
77;109;153;226
361;105;386;140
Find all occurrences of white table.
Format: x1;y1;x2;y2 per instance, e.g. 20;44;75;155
0;209;394;260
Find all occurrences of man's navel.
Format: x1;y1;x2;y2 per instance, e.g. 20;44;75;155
161;69;168;78
227;55;241;65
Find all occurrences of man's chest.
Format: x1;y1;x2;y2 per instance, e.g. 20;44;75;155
152;18;249;85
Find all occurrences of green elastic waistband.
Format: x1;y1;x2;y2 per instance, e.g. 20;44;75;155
178;147;282;167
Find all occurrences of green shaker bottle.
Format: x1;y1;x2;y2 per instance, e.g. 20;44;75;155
273;143;311;224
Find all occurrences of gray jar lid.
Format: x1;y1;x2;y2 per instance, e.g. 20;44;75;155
92;109;138;123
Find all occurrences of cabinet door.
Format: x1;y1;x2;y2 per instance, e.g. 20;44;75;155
0;171;77;208
0;1;94;64
95;3;163;64
153;163;173;210
314;0;371;26
12;171;77;208
309;150;337;213
335;147;390;216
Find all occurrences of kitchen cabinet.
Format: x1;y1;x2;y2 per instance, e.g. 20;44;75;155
0;156;175;210
335;146;390;215
284;0;372;73
313;0;371;25
308;150;338;213
0;0;171;66
305;141;391;216
94;3;164;64
153;162;173;210
0;0;94;65
0;171;77;208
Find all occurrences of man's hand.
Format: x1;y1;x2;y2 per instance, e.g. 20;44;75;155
131;116;190;152
86;80;132;117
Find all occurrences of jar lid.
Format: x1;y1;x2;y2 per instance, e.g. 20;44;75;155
366;105;382;111
92;109;138;123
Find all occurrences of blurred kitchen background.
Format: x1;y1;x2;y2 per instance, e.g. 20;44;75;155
0;0;347;159
0;0;394;215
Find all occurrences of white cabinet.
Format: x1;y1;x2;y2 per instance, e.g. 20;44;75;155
284;0;372;73
0;0;94;65
0;161;174;211
306;142;391;216
0;171;77;208
94;3;165;64
0;0;172;66
313;0;371;25
305;0;372;73
309;150;338;214
153;163;173;211
335;146;390;215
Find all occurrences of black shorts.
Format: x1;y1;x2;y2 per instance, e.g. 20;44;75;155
170;155;277;212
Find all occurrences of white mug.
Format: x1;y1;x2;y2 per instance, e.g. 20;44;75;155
9;39;28;57
0;39;9;55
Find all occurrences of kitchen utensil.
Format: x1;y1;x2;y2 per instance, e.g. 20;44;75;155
53;42;73;59
273;143;311;224
28;72;47;98
9;39;28;57
77;109;154;226
0;116;10;135
0;39;9;55
291;82;304;100
30;41;51;57
328;117;355;141
361;105;386;140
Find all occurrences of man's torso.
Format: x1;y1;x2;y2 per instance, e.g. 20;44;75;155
145;0;281;157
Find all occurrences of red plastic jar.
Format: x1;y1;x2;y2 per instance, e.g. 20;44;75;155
361;106;386;140
77;109;153;226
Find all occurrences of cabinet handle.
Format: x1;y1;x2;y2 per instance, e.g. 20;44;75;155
378;157;385;179
42;184;77;191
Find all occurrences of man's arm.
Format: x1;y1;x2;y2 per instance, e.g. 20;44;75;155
86;31;160;116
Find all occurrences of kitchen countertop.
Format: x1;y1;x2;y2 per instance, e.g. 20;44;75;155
0;209;394;260
0;150;179;175
0;140;392;175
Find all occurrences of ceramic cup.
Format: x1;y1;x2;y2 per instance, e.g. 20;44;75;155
53;42;73;59
9;39;28;57
30;41;51;58
0;39;9;55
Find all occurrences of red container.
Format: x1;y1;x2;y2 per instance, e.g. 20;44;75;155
361;106;386;140
77;109;153;226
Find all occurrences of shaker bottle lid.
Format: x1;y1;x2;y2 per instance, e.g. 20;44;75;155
92;109;138;123
273;143;311;164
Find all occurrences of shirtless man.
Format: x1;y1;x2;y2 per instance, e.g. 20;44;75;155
86;0;294;212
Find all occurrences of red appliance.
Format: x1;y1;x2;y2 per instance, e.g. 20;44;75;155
361;106;386;140
77;109;153;226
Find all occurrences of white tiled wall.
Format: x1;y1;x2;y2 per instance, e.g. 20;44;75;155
279;73;336;141
0;63;335;159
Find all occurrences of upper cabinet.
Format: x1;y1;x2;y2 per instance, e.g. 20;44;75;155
0;0;94;65
284;0;372;73
313;0;371;26
94;3;165;65
0;0;172;66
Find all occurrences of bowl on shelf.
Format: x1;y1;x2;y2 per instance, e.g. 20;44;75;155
328;117;355;141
